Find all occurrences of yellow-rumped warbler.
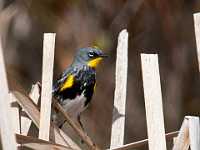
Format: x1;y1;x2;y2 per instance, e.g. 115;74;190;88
52;47;107;129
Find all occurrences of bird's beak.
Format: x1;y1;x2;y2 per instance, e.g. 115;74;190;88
99;54;108;58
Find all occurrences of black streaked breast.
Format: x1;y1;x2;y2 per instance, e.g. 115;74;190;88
54;65;96;106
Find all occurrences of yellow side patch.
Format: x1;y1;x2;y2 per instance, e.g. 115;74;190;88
60;75;74;91
93;83;96;91
87;57;103;68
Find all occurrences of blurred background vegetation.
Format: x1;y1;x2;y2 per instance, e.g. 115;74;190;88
1;0;200;149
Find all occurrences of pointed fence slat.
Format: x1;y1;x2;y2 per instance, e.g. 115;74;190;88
172;117;190;150
0;36;17;150
141;54;167;150
12;91;40;126
21;83;40;135
186;116;200;150
192;13;200;150
110;29;128;149
193;13;200;71
39;33;56;140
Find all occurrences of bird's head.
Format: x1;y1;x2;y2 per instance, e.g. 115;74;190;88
73;47;108;68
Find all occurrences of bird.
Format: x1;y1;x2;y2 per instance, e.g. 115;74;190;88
52;47;107;129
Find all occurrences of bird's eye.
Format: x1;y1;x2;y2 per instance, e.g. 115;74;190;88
88;51;95;58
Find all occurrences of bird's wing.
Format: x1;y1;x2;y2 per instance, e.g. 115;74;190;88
53;67;74;94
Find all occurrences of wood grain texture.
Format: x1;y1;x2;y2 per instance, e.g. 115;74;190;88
194;13;200;71
111;131;179;150
9;93;20;134
0;36;17;150
21;83;40;135
13;91;40;126
39;33;56;140
110;29;128;149
172;118;190;150
16;134;73;150
186;116;200;150
141;54;167;150
13;91;81;149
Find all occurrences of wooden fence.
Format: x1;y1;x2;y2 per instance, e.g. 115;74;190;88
0;12;200;150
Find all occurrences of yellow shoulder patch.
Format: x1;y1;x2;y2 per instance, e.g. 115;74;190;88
60;75;74;91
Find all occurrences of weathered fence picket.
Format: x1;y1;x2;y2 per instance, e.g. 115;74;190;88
0;35;17;150
141;54;167;150
110;29;128;149
39;33;56;140
187;116;200;150
21;83;40;135
194;13;200;71
173;117;190;150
